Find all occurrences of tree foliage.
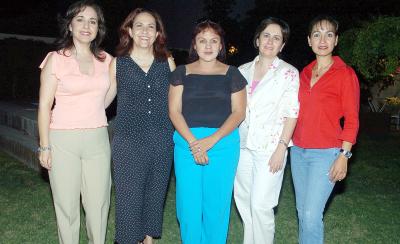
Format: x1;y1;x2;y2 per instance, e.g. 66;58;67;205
338;16;400;90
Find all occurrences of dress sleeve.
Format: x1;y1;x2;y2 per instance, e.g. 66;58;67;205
281;67;300;118
169;65;185;86
230;66;247;93
104;51;113;66
39;51;59;78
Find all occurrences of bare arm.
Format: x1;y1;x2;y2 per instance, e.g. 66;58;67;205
168;84;209;164
105;58;117;108
38;53;58;170
269;117;297;173
190;89;246;155
168;84;196;144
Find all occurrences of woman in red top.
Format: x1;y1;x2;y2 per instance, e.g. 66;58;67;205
291;15;359;244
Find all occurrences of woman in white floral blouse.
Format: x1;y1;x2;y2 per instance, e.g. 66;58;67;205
234;17;299;244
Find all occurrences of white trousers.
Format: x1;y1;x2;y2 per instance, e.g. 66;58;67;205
234;148;287;244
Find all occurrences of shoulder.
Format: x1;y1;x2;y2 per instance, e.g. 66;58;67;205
278;59;299;73
169;65;186;85
43;51;57;62
167;56;176;71
115;55;130;67
228;65;245;77
228;65;241;74
342;63;356;75
96;51;113;68
228;66;247;83
40;50;66;70
173;64;186;74
333;57;358;80
238;61;253;72
340;65;359;85
55;49;73;59
102;51;113;63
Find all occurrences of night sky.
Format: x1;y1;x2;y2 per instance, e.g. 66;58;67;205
0;0;398;65
0;0;255;49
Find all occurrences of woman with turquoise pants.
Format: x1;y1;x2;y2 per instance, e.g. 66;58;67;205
168;20;247;244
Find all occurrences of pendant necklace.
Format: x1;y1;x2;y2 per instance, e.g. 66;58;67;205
314;60;333;78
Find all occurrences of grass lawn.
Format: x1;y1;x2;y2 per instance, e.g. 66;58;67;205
1;133;399;243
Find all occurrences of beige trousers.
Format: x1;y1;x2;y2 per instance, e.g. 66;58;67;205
49;127;111;244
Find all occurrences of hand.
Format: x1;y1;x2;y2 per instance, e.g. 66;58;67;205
193;151;209;165
189;135;218;156
329;154;348;182
189;136;218;165
268;146;286;173
39;150;52;170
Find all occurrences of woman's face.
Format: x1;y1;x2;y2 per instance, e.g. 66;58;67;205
308;20;338;57
129;12;158;49
194;28;222;62
256;24;285;59
69;6;99;44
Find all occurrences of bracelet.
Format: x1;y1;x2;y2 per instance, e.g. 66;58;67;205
278;139;288;148
37;146;51;152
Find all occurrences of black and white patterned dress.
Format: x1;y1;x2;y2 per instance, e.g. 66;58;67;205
112;56;173;243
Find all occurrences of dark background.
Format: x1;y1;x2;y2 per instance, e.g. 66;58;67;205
1;0;399;67
0;0;398;105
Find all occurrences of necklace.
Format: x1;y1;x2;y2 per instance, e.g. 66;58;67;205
313;60;333;78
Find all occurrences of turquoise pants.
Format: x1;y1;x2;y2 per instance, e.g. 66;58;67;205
174;128;240;244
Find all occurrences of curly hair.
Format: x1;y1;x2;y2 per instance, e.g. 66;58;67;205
55;0;106;61
115;8;169;61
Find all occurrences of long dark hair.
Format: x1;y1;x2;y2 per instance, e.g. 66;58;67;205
115;8;169;60
188;20;226;63
55;0;106;61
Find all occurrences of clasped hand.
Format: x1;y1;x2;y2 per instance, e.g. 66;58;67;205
189;136;218;165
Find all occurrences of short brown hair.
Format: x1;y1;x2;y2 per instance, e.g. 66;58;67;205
253;17;290;49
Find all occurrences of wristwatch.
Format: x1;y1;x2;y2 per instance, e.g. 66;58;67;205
339;149;352;159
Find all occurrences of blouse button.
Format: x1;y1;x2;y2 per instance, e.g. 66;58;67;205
147;85;151;88
148;111;152;114
148;98;152;102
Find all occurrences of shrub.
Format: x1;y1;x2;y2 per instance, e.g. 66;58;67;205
338;16;400;91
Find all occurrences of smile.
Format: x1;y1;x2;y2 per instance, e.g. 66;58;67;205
80;31;91;36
